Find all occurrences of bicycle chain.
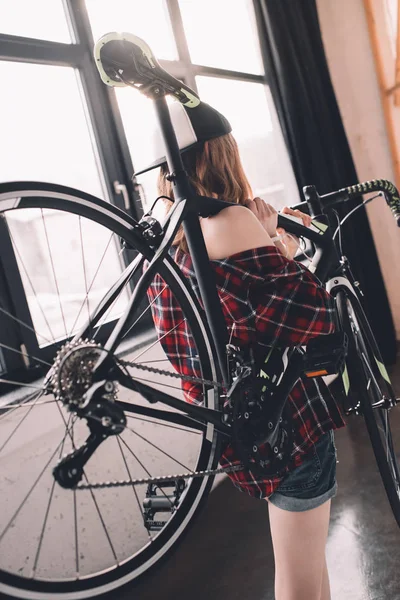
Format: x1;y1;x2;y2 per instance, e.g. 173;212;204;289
74;360;242;490
76;464;243;490
119;358;224;389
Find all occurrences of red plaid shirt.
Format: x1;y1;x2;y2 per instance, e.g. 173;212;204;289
148;245;345;499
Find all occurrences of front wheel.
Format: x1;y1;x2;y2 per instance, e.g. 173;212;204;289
336;290;400;526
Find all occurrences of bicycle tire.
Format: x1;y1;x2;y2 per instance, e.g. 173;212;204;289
0;181;222;599
336;289;400;526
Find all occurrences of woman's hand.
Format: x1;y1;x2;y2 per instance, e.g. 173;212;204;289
280;206;312;228
276;206;311;259
244;198;278;238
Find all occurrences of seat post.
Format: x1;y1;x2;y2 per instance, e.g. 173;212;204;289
152;93;230;384
153;94;189;196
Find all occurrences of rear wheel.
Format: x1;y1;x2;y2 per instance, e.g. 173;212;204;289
336;289;400;526
0;182;221;599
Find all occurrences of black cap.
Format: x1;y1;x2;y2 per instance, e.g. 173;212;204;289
134;101;232;176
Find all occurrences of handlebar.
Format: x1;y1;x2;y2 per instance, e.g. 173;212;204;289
305;179;400;227
345;179;400;225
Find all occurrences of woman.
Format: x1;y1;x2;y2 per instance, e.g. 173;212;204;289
141;100;345;600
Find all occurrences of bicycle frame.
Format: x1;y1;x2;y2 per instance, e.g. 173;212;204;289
86;91;398;442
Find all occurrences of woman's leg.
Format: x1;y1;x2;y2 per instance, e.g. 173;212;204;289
321;557;331;600
268;499;331;600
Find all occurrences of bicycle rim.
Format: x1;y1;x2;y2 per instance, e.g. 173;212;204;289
336;290;400;526
0;182;221;599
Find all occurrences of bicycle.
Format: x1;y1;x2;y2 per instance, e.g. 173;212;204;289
0;32;399;600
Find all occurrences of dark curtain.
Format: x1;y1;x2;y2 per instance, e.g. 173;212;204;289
253;0;397;364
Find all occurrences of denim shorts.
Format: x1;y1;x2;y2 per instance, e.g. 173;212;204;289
268;430;338;512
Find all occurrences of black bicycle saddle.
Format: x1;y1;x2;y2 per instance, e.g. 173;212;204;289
94;32;200;107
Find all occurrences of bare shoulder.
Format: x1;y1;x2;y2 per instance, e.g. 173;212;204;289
200;205;273;260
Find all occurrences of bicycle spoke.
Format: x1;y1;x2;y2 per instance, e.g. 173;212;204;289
121;285;167;342
82;469;119;565
0;377;44;390
124;424;191;471
0;390;44;455
31;414;73;577
126;414;202;435
53;402;117;567
0;308;51;345
119;436;173;508
0;398;57;410
5;217;56;340
0;390;41;422
0;434;67;545
68;231;114;337
136;359;171;364
93;286;126;340
54;401;76;445
131;320;186;362
41;208;68;337
0;342;52;368
116;436;150;538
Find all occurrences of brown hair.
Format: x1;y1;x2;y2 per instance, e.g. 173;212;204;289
157;133;252;251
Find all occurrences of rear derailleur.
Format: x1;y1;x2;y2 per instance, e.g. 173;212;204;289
53;397;126;489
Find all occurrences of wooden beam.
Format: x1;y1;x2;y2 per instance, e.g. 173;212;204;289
363;0;400;188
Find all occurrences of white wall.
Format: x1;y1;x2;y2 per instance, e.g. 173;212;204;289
316;0;400;338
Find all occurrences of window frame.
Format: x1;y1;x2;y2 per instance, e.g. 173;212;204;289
0;0;280;382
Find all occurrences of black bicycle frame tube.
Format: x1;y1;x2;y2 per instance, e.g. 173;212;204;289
76;252;145;341
152;95;230;383
117;370;231;437
277;213;340;284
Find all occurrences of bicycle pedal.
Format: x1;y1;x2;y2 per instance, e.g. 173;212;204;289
145;519;169;532
304;332;348;378
143;479;186;531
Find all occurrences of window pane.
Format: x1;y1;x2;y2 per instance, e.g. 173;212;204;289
0;0;71;43
384;0;398;57
179;0;263;74
85;0;178;61
0;62;129;345
196;77;300;208
115;87;175;209
0;61;104;198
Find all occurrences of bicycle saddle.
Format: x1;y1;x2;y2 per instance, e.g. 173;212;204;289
94;32;200;108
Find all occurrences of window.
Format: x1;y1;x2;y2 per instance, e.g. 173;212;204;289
383;0;398;57
0;0;71;43
85;0;178;60
178;0;263;74
0;61;104;198
102;0;300;208
196;77;299;206
0;0;301;373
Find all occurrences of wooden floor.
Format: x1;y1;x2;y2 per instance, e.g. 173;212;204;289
112;373;400;600
1;353;399;599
